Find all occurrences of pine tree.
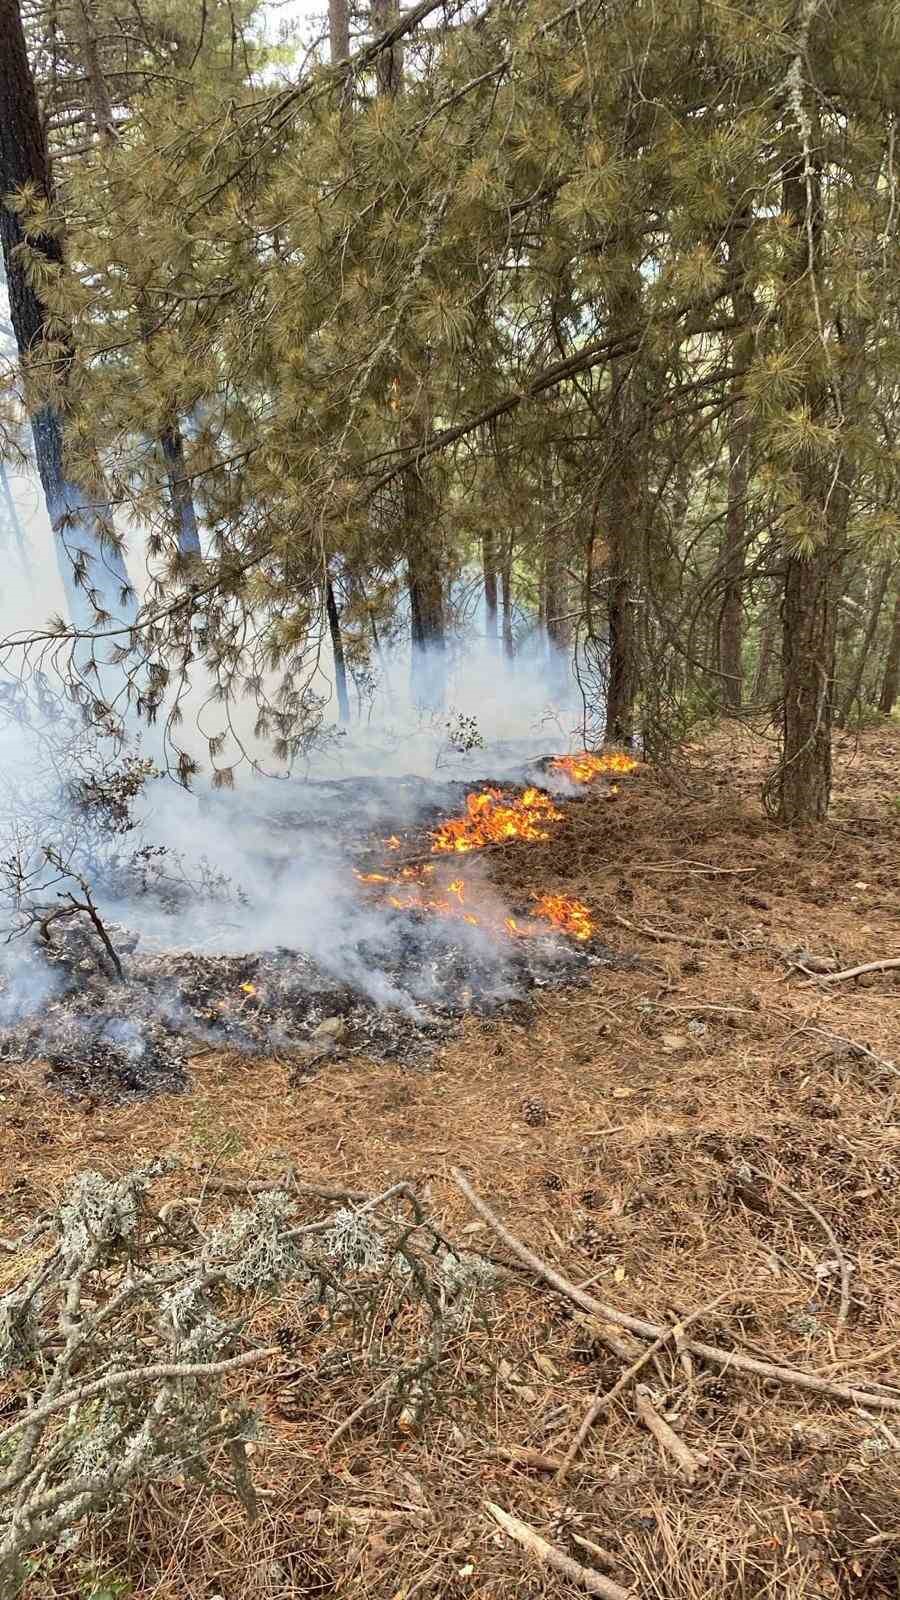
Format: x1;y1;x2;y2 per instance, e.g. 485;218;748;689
0;0;134;630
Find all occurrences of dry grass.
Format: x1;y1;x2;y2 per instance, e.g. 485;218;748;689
2;722;899;1599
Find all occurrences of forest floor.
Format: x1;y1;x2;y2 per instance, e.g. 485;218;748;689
2;720;899;1600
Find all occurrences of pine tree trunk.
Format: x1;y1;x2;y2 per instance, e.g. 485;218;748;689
605;555;638;745
0;0;133;628
500;539;514;660
774;153;848;825
371;0;404;94
780;551;838;821
838;560;892;724
753;597;779;703
71;0;203;562
878;588;900;714
328;0;350;59
325;577;350;723
160;424;202;558
482;529;498;645
370;0;443;702
545;545;570;651
602;275;644;747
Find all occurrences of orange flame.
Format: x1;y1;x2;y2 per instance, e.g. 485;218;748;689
383;873;483;929
530;892;594;941
430;786;562;854
353;774;603;945
550;751;638;783
356;865;595;943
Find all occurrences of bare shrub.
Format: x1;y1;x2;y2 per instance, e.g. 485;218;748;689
0;1164;493;1597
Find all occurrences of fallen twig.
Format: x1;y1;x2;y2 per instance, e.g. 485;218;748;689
640;862;757;876
202;1168;371;1203
745;1164;851;1337
571;1534;626;1572
612;913;711;949
485;1502;634;1600
450;1169;900;1414
326;1375;396;1451
556;1297;726;1483
634;1387;702;1479
799;956;900;987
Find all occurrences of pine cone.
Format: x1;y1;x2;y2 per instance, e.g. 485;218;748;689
571;1336;606;1365
549;1506;582;1543
702;1375;730;1403
522;1096;547;1127
575;1222;609;1259
542;1172;564;1193
275;1325;300;1353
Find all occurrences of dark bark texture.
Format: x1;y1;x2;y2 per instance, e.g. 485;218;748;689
160;425;202;558
0;0;132;625
719;213;756;710
603;299;644;747
325;577;351;723
774;153;847;825
482;529;498;645
500;538;514;660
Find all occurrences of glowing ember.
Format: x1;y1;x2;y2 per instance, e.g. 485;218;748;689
551;751;638;783
430;786;562;854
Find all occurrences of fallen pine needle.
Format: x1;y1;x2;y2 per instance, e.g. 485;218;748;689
326;1374;395;1451
746;1163;851;1337
490;1443;564;1473
485;1503;634;1600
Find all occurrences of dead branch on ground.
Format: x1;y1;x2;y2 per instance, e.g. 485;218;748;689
486;1502;634;1600
450;1168;900;1414
634;1386;703;1480
0;1164;493;1595
556;1295;727;1483
799;956;900;986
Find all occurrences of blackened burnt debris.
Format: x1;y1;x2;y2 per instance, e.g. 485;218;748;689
0;769;636;1102
0;915;630;1102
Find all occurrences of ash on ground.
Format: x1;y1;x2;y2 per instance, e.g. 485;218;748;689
0;907;632;1102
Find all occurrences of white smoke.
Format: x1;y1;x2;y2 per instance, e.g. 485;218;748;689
0;456;593;1052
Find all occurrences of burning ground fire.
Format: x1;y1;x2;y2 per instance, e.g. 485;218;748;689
354;861;594;941
431;786;562;853
354;754;638;943
0;749;639;1097
550;750;639;783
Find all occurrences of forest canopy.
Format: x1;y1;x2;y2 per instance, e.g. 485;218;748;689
1;0;899;820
